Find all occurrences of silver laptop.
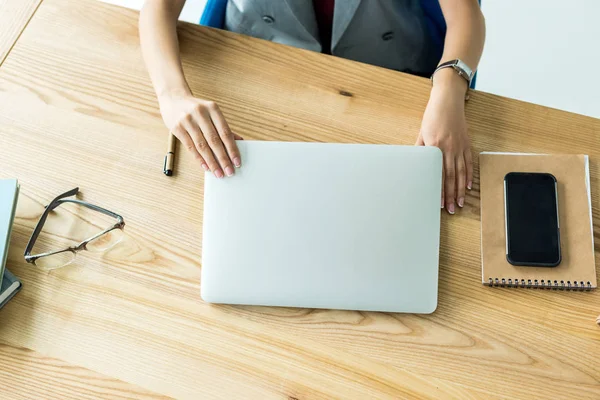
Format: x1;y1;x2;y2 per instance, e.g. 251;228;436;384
201;141;442;313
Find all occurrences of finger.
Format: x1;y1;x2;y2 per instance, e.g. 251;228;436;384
182;117;222;178
444;154;456;215
415;133;425;146
195;107;235;177
209;103;242;168
464;149;473;190
172;126;208;171
233;133;244;140
441;164;445;209
456;155;466;208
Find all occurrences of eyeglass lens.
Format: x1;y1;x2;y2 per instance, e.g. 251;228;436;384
31;200;123;270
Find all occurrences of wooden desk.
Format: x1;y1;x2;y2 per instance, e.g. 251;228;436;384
0;0;598;398
0;0;42;65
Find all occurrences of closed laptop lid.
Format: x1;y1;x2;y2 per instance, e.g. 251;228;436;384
201;141;442;313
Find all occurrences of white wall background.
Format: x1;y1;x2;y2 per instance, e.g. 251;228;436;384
100;0;207;24
102;0;599;119
476;0;600;119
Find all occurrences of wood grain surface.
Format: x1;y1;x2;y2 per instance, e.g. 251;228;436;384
0;0;598;398
0;0;42;65
0;340;169;399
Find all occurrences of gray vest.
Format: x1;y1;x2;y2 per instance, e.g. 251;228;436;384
225;0;441;76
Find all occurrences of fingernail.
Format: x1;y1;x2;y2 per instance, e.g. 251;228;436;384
448;203;455;215
214;169;224;178
201;163;209;171
468;181;472;190
441;199;444;209
233;157;241;168
458;197;464;208
225;166;234;177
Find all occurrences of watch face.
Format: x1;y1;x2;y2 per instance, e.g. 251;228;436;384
455;60;473;79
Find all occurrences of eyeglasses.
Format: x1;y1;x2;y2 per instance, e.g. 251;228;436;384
24;187;125;270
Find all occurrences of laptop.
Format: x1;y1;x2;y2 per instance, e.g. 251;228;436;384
201;141;442;313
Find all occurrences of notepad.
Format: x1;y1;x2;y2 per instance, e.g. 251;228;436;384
480;153;596;290
0;179;20;282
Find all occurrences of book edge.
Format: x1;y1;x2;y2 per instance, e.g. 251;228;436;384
0;281;21;304
0;180;19;280
584;155;596;285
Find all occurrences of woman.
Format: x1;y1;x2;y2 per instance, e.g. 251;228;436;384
139;0;485;215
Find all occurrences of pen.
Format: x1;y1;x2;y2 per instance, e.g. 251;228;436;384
163;133;176;176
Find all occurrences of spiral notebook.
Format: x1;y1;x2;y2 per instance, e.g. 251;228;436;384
480;153;596;290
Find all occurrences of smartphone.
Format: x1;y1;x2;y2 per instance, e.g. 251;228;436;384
504;172;561;267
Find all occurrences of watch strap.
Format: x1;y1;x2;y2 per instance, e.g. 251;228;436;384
433;59;474;82
431;59;474;100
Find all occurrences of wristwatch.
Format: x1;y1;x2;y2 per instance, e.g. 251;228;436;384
431;59;474;99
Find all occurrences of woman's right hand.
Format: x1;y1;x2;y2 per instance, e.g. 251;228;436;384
159;94;243;178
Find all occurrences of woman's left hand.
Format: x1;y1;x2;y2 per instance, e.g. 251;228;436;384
415;69;473;215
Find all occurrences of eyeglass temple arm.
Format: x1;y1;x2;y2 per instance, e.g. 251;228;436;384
24;188;80;257
55;199;123;221
24;187;126;258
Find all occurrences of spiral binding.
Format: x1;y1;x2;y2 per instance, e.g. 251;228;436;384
488;278;593;290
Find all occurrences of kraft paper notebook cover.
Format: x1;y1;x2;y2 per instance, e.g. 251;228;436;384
480;153;596;290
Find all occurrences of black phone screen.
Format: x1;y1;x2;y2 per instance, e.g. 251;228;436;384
504;172;561;267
